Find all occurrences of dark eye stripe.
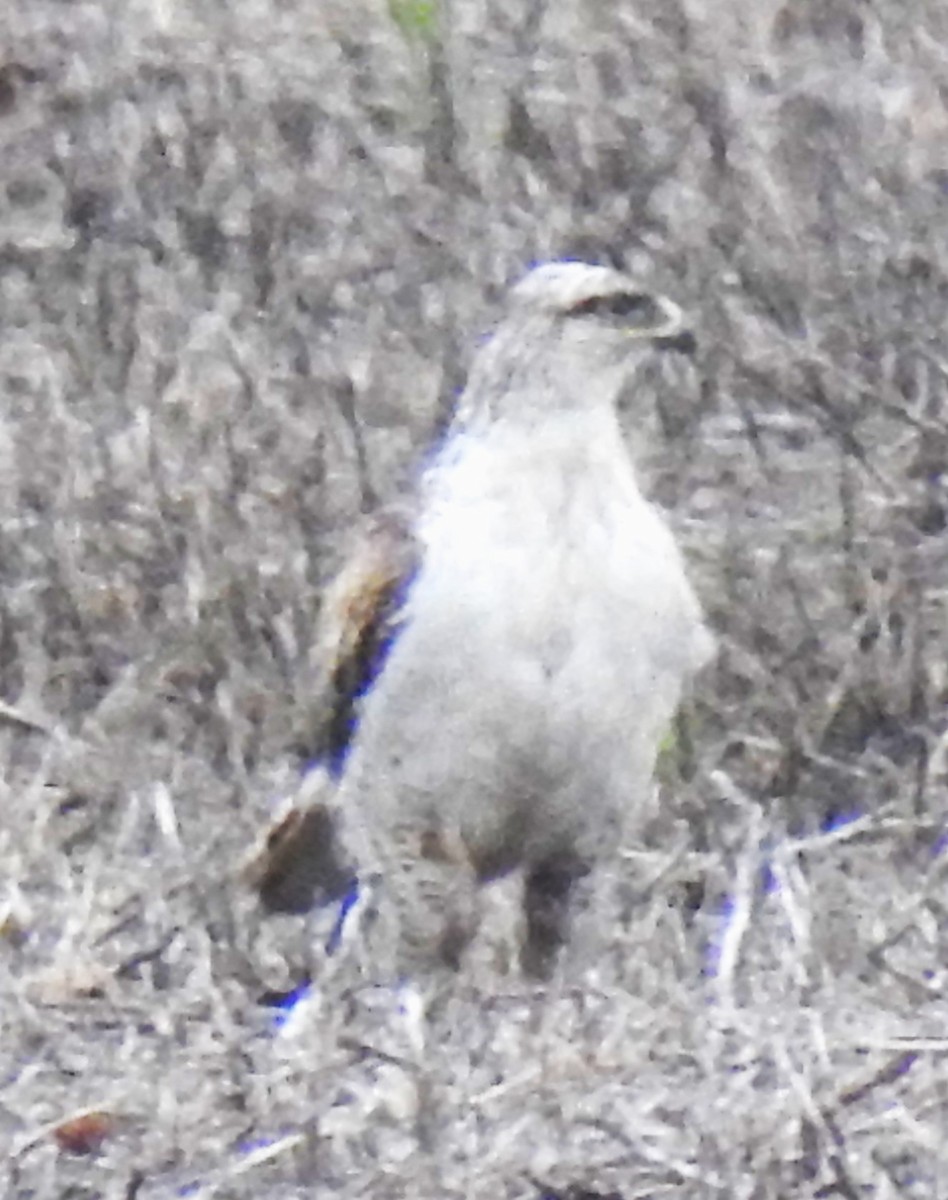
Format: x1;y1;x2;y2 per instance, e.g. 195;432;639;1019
567;291;659;321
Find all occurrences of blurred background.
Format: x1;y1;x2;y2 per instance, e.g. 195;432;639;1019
0;2;945;1196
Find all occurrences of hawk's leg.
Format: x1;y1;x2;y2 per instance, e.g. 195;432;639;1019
378;826;482;977
521;851;591;979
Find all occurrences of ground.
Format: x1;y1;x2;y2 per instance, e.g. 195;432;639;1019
0;1;946;1196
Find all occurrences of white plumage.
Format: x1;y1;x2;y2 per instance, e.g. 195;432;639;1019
323;261;713;978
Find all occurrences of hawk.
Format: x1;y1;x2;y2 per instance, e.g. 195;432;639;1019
246;261;713;979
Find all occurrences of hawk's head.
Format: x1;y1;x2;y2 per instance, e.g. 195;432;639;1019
460;261;694;424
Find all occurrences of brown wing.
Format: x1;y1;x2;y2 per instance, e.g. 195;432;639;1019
242;771;355;915
308;506;420;775
248;508;420;916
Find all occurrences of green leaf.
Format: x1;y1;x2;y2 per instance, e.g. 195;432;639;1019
388;0;438;43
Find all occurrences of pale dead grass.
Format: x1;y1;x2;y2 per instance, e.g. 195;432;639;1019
0;1;946;1196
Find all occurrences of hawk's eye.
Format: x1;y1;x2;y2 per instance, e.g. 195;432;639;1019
567;291;659;322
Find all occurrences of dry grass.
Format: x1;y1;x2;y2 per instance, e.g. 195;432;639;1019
0;1;946;1196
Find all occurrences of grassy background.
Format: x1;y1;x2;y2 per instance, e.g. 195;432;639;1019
0;1;946;1196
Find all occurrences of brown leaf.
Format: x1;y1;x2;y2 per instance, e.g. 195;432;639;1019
53;1110;115;1156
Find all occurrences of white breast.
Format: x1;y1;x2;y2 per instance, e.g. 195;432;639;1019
414;412;712;697
345;410;712;868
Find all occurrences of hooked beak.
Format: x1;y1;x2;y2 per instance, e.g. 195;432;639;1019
653;328;697;354
650;296;697;354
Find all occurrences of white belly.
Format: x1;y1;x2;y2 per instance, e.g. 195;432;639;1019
346;414;712;866
415;418;710;705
